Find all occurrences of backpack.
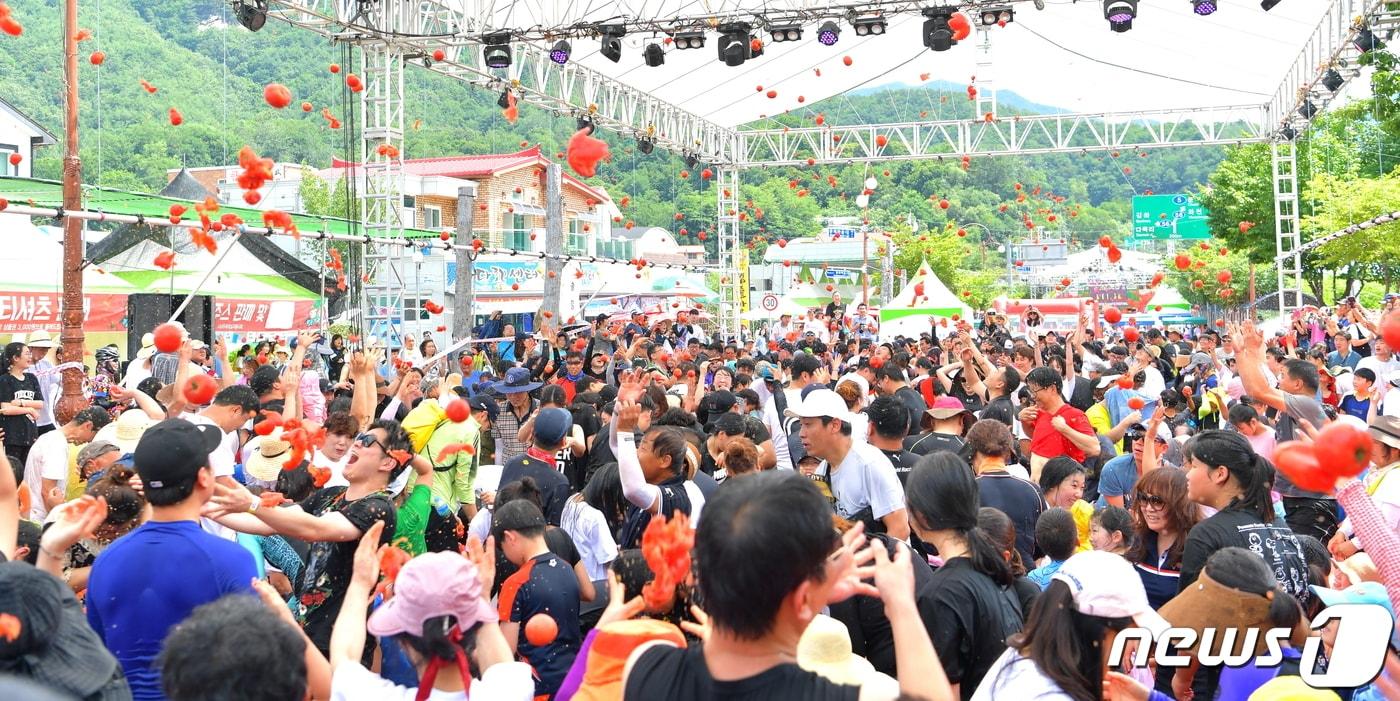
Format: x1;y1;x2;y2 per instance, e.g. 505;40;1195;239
401;399;447;453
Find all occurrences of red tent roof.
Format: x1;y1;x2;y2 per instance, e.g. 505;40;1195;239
324;146;610;202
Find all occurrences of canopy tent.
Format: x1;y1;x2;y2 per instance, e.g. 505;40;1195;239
880;259;971;339
0;214;140;335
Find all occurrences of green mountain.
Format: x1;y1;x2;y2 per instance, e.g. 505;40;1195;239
0;0;1226;277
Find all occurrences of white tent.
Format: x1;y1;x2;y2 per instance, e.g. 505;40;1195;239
879;259;971;339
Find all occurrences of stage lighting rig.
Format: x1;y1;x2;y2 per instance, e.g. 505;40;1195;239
599;25;625;63
482;31;512;68
1104;1;1138;33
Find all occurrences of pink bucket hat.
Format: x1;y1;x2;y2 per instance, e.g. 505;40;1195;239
367;552;497;637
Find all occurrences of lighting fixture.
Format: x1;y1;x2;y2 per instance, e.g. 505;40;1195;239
1298;100;1317;119
770;24;802;42
482;31;512;68
1321;69;1344;92
1355;26;1385;53
643;42;665;66
922;9;956;52
1191;0;1216;16
817;20;840;46
1279;124;1297;141
576;116;595;134
599;24;625;63
672;30;706;50
234;0;267;31
852;16;887;36
717;22;752;67
1104;0;1138;32
496;90;512;109
637;135;655;154
549;39;571;65
685;153;699;169
1260;0;1283;10
979;7;1013;26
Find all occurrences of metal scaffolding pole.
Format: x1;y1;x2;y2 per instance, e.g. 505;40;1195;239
359;41;409;346
716;166;741;342
1271;141;1303;314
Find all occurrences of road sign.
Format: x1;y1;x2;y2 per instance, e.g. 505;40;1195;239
761;294;779;311
1132;194;1211;240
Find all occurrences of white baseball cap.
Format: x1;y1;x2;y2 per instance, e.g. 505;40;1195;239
1051;551;1170;636
783;389;855;423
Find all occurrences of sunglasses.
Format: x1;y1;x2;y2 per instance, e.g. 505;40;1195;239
355;433;387;452
1126;432;1147;442
1135;493;1167;509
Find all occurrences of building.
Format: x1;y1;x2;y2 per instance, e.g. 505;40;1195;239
755;222;893;306
167;163;316;211
0;97;56;179
603;226;707;267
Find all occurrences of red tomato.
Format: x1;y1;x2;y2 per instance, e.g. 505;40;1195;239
1312;422;1374;479
1274;441;1334;493
445;399;470;423
1382;309;1400;351
1122;327;1140;343
1127;397;1145;410
153;323;183;353
182;374;217;405
1103;307;1122;324
1116;376;1134;390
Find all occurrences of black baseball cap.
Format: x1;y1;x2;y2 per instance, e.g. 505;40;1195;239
467;396;498;422
133;419;221;493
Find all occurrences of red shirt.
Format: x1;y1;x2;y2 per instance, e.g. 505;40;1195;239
1030;403;1095;463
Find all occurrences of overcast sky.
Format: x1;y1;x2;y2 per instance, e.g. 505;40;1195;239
474;0;1361;128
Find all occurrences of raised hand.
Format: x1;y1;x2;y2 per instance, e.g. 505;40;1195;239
351;520;386;589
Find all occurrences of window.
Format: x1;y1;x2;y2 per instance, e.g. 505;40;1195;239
401;298;428;321
598;238;632;261
422;205;442;229
402;195;416;209
567;219;588;255
0;145;16;176
501;211;529;250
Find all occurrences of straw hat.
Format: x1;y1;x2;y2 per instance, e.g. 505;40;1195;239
93;409;156;455
244;430;296;482
797;615;897;691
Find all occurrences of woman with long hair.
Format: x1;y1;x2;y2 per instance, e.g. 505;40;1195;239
973;551;1166;701
1181;430;1309;599
906;452;1023;700
613;372;705;550
1127;468;1201;610
0;341;41;468
977;507;1040;620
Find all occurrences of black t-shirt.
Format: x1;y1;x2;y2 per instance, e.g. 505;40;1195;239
827;536;936;676
980;396;1015;428
976;472;1045;566
493;525;581;593
625;643;860;701
294;487;396;652
893;386;928;437
879;447;921;488
0;372;40;448
904;431;966;457
917;557;1024;700
500;453;572;526
1180;506;1310;602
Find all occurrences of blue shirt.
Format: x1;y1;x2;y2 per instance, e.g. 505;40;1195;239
498;552;582;697
1096;454;1140;508
1328;349;1361;370
87;519;257;700
1340;394;1372;422
1027;559;1065;590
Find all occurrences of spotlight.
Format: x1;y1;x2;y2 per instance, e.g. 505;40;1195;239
717;22;752;67
496;90;512;109
482;31;512;68
922;9;956;52
1260;0;1283;9
1279;124;1297;141
685;153;699;169
549;39;571;65
817;20;840;46
1104;0;1138;32
1321;69;1344;92
1191;0;1216;15
637;136;655;154
1033;0;1046;8
1355;27;1385;53
770;24;802;42
979;7;1014;26
1299;100;1317;119
672;30;706;50
644;42;665;66
599;24;625;63
577;116;595;134
234;0;267;31
853;17;887;36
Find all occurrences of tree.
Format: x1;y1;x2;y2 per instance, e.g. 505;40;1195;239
1302;171;1400;295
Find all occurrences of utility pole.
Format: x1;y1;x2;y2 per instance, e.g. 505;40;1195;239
56;0;86;423
541;163;564;328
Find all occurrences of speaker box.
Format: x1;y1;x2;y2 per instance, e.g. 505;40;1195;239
126;293;214;360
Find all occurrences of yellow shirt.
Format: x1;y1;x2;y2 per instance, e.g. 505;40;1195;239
1072;499;1094;553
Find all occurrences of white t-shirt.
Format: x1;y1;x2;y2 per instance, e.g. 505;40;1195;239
314;449;352;489
560;497;619;581
971;649;1072;701
330;658;534;701
818;442;906;522
1357;355;1400;381
181;412;237;478
24;429;71;522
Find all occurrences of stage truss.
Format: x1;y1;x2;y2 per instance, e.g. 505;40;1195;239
248;0;1399;338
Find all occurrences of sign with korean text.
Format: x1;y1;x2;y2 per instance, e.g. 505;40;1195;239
1132;194;1211;240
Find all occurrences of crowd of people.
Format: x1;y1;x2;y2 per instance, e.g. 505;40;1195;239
0;292;1398;701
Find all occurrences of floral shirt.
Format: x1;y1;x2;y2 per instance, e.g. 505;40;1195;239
294;486;396;653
